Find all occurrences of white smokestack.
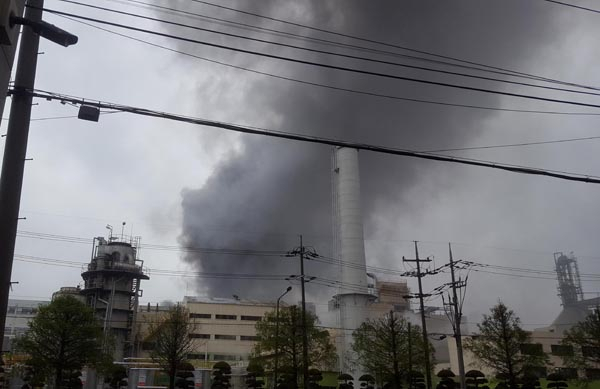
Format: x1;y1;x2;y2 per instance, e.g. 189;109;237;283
337;147;369;294
333;147;372;374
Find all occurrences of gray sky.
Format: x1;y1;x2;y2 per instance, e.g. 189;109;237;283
3;0;600;329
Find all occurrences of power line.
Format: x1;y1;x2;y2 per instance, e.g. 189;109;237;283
49;0;600;98
15;230;418;280
188;0;598;91
16;230;288;257
57;14;600;118
424;135;600;153
1;111;121;122
12;254;414;299
36;6;600;110
542;0;600;14
18;88;600;184
99;0;600;94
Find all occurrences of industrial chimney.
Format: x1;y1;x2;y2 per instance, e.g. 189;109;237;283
330;147;374;372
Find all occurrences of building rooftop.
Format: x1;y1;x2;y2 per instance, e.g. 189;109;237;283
183;296;276;307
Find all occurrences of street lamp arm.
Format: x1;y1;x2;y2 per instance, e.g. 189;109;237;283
10;15;77;46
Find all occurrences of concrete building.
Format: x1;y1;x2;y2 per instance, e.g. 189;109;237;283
136;296;277;367
80;235;149;361
2;299;48;353
448;328;600;380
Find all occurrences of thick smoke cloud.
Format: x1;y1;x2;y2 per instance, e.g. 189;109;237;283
154;1;582;312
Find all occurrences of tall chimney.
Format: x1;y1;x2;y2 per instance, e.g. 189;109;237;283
333;147;372;373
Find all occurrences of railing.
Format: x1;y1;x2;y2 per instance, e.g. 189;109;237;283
82;260;144;274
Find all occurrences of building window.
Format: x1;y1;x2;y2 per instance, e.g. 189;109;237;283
212;354;235;361
240;336;259;341
551;344;574;356
582;346;600;358
189;333;210;339
187;353;207;360
190;313;211;319
586;369;600;379
520;343;544;356
523;366;547;378
214;334;236;340
557;368;578;379
240;315;262;321
215;314;237;320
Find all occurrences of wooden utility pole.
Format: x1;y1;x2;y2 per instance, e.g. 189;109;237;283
403;241;432;389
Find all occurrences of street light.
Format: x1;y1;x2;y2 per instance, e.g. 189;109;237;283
10;16;78;47
274;286;292;389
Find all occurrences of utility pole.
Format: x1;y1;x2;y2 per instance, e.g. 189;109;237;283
407;322;413;389
403;241;432;389
0;0;43;350
448;243;466;389
0;0;77;351
287;236;316;389
299;235;309;389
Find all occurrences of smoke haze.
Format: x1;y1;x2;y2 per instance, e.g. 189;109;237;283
152;1;600;323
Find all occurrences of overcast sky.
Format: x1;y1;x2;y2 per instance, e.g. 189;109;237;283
3;0;600;330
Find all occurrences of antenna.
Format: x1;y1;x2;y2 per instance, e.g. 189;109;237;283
106;224;113;240
121;222;126;241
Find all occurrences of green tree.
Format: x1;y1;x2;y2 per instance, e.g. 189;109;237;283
560;307;600;371
464;302;548;389
352;311;434;388
149;304;195;389
13;295;109;388
252;305;336;388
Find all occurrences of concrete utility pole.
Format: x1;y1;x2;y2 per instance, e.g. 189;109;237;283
0;0;43;351
299;235;310;389
0;0;25;127
0;0;77;351
448;243;466;389
403;241;432;389
286;236;316;389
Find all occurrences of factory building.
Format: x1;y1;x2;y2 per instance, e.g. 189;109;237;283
136;296;277;366
549;252;600;334
447;251;600;379
2;299;48;353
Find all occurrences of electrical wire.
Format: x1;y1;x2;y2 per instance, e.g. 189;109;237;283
35;6;600;110
17;230;288;257
56;14;600;118
424;135;600;153
1;111;121;122
188;0;600;91
17;88;600;184
100;0;600;92
48;0;600;98
542;0;600;14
